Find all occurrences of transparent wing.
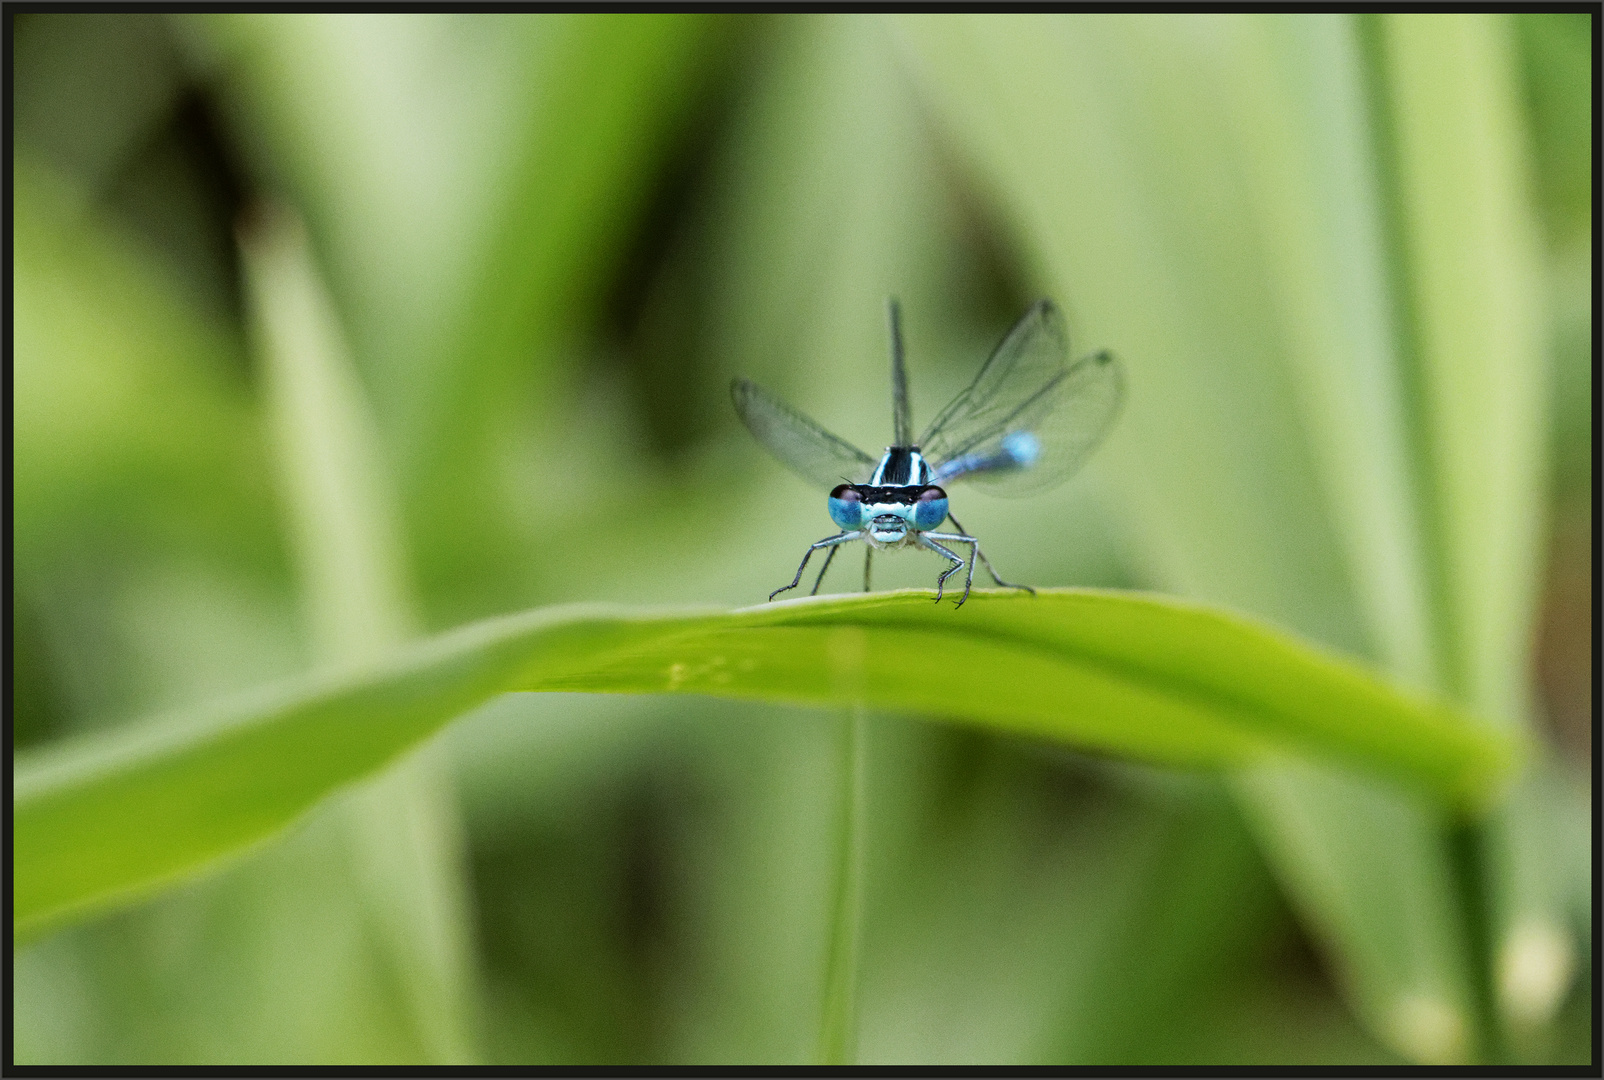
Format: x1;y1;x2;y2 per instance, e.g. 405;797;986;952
731;378;878;489
921;300;1125;497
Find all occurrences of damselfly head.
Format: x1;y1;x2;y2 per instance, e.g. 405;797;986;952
828;482;948;544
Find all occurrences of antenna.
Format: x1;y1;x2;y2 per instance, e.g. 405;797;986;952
888;297;911;447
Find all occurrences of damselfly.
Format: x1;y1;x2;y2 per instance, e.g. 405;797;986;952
731;299;1124;607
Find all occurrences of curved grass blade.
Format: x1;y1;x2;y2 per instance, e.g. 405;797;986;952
13;589;1522;940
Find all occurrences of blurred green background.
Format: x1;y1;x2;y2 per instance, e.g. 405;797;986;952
10;12;1591;1066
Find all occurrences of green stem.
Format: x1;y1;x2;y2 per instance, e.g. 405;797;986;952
1450;818;1504;1064
817;705;867;1065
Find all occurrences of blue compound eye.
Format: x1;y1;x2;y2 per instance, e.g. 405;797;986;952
914;485;948;530
828;485;864;529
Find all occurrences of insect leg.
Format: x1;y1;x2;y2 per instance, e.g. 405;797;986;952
917;534;966;605
923;530;979;607
771;532;856;601
811;544;839;596
945;513;1036;595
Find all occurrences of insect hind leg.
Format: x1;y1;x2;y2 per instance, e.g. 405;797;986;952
811;544;839;596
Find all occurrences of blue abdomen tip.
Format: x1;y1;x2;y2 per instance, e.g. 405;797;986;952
1002;431;1040;466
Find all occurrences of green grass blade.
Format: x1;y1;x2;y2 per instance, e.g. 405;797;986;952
1224;20;1477;1061
1484;762;1584;1047
1379;14;1547;723
1229;15;1439;691
244;207;416;663
817;706;867;1065
242;206;480;1063
14;589;1520;939
1374;17;1563;1043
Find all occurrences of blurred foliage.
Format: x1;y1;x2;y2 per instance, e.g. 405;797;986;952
10;11;1591;1066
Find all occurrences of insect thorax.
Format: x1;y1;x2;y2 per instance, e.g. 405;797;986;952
869;447;931;486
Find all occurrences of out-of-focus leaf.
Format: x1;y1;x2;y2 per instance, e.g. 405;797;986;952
11;156;422;1067
1224;16;1439;691
1222;26;1501;1057
891;12;1514;1062
856;751;1266;1063
15;588;1521;939
13;157;284;581
1374;14;1560;1041
1380;13;1546;728
1512;13;1592;242
242;205;480;1063
816;708;866;1065
1034;781;1277;1064
180;14;725;621
14;14;184;192
854;734;1391;1066
1232;765;1470;1061
14;815;434;1066
177;13;555;418
1484;761;1585;1045
405;15;725;618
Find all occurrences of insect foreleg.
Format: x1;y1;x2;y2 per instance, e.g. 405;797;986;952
917;534;966;605
922;530;979;606
944;513;1035;595
771;532;857;601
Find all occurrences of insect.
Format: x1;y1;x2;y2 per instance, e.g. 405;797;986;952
731;299;1125;607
